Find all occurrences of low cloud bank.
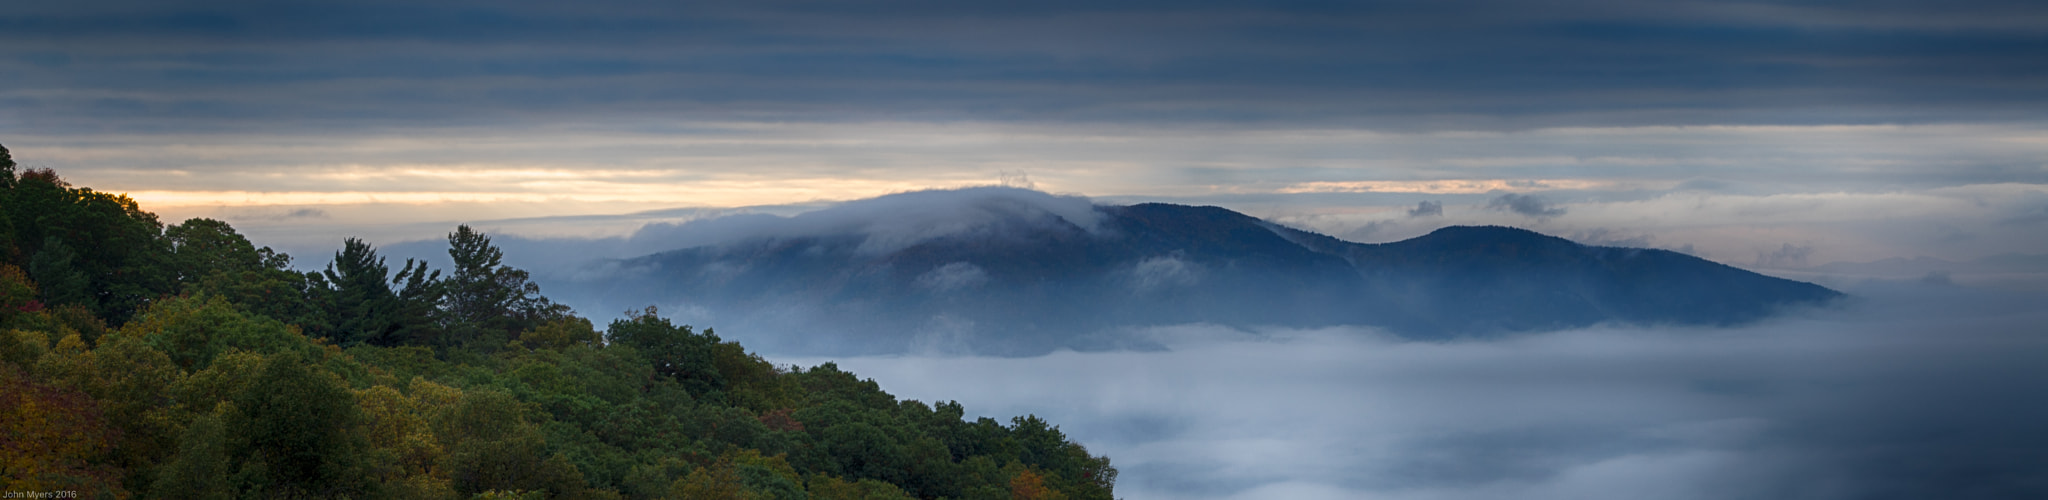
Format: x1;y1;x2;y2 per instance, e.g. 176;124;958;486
773;280;2048;500
622;186;1100;256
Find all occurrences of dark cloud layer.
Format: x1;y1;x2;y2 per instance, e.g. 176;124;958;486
5;0;2047;134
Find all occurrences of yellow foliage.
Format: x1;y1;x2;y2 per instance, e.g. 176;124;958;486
1009;468;1066;500
518;317;600;350
408;376;465;409
0;328;47;368
669;465;756;500
805;474;912;500
357;385;447;477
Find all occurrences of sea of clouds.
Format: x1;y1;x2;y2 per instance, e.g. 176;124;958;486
770;279;2048;500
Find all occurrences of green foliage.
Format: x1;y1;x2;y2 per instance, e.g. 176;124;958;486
443;225;570;350
438;390;587;499
37;333;187;490
606;307;726;398
27;236;92;310
226;354;375;497
122;294;318;371
0;143;15;190
519;316;602;351
324;237;443;347
0;157;1119;500
165;218;266;285
3;167;172;324
167;218;326;331
153;408;235;500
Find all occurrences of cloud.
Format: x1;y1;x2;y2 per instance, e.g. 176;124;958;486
915;262;989;292
1128;255;1201;291
1756;243;1816;268
1572;228;1653;248
1487;193;1567;218
776;281;2048;500
1408;200;1444;217
8;1;2048;137
622;186;1103;255
208;207;329;222
2002;190;2048;226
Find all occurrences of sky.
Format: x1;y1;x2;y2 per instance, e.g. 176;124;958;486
4;0;2047;268
6;2;2048;498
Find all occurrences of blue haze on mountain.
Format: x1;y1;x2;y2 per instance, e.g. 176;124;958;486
525;187;1839;355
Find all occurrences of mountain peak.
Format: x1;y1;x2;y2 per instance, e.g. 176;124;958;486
1408;225;1578;248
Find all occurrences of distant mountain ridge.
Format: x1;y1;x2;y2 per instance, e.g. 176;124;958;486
561;191;1841;355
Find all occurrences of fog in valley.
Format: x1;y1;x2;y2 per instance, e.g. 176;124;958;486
783;280;2048;499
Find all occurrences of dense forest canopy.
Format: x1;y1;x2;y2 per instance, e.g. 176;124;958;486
0;144;1116;500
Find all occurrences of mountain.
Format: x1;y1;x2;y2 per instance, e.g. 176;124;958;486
558;188;1841;355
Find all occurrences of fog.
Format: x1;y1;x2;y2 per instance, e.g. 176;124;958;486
771;280;2048;499
620;186;1102;256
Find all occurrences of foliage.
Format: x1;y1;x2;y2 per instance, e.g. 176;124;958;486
0;362;124;497
443;225;570;349
3;167;170;324
323;237;443;348
0;153;1117;500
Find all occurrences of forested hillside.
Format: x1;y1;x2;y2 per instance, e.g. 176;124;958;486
0;144;1116;500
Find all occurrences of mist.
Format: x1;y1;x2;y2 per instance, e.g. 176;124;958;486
772;280;2048;499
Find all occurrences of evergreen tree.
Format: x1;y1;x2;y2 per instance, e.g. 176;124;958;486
27;237;92;311
0;143;16;189
322;239;440;347
0;144;16;262
441;225;566;348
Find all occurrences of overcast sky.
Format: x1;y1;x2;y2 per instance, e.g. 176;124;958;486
4;0;2046;267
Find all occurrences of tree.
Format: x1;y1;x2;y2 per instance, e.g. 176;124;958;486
163;218;323;330
1007;467;1066;500
35;333;186;488
121;294;315;372
435;390;586;498
27;237;92;311
0;263;40;326
0;144;17;262
226;354;374;497
4;168;171;324
0;362;122;496
605;307;725;397
441;225;567;348
323;238;440;347
0;142;15;190
152;409;235;500
165;218;266;286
